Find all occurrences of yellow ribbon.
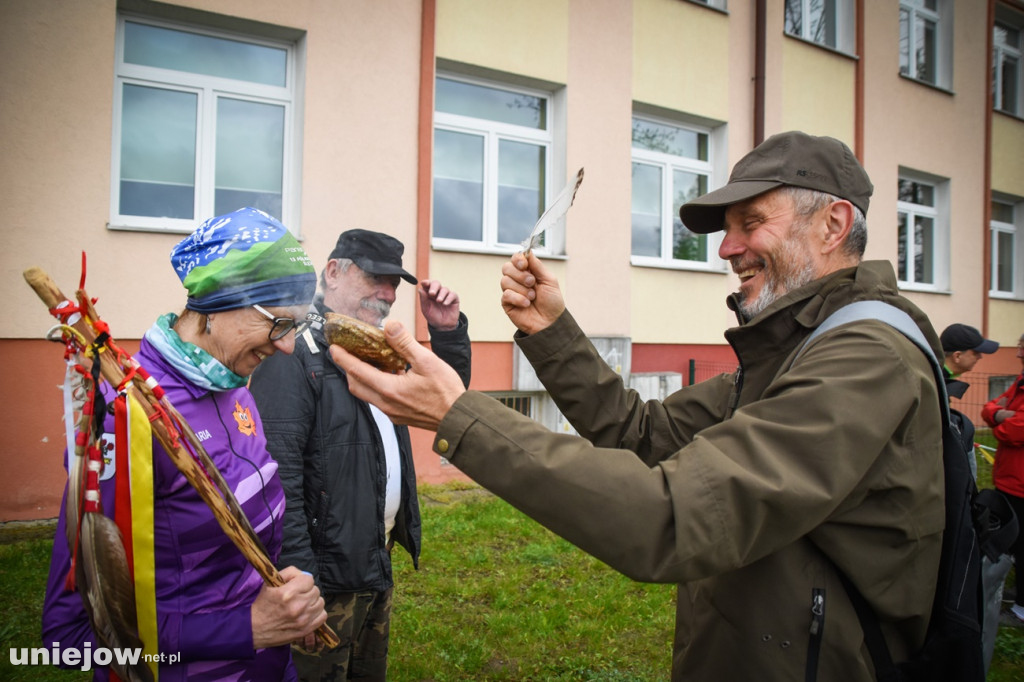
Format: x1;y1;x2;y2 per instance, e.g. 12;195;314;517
128;392;159;679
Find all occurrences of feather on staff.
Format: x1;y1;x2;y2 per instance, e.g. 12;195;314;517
58;336;152;682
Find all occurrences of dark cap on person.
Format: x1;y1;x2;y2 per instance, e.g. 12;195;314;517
940;324;999;354
328;229;417;284
679;131;874;234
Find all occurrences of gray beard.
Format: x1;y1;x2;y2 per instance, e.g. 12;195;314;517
737;244;817;322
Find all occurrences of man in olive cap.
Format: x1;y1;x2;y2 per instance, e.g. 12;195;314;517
251;229;472;681
330;132;947;681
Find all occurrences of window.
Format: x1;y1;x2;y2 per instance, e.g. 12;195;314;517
897;173;949;290
631;116;722;269
994;19;1023;116
899;0;951;88
495;394;534;418
991;197;1022;298
783;0;855;54
432;75;561;254
112;16;299;232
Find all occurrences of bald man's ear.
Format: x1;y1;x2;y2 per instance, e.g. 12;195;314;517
821;200;855;255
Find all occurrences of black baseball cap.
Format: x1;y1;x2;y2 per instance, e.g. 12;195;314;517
940;324;999;354
328;229;417;284
679;131;874;234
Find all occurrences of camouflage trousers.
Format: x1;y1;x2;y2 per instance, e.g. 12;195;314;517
292;588;393;681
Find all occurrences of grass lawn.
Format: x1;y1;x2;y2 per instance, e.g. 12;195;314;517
2;475;1022;680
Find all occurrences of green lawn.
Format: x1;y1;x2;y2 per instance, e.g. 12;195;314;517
2;476;1022;680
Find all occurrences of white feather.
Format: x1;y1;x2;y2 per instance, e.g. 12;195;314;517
521;167;584;252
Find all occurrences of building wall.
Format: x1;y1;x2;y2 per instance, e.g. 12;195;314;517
2;0;1022;521
2;0;432;519
990;108;1024;345
862;1;991;335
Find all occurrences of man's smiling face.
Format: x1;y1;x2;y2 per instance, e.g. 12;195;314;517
718;189;824;320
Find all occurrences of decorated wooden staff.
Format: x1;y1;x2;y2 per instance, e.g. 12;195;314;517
26;261;341;673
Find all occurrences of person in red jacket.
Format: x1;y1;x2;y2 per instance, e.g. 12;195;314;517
982;332;1024;623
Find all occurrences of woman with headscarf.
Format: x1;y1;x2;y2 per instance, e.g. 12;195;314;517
42;207;328;681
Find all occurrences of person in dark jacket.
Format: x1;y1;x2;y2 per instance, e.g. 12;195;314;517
939;323;1005;671
329;132;949;681
250;229;471;681
940;323;998;401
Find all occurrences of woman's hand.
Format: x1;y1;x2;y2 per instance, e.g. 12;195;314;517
251;566;327;650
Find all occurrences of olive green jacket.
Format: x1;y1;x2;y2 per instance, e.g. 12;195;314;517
434;261;945;681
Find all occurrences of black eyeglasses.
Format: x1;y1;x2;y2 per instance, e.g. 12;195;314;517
252;304;312;341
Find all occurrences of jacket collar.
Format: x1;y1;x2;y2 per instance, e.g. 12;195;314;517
724;260;942;365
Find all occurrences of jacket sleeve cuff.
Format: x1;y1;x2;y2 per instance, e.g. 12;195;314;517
434;391;497;461
427;311;468;337
514;310;584;365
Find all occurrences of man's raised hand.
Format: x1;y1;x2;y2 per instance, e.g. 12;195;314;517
500;251;565;335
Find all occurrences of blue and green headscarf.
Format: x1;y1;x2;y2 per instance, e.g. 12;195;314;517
170;207;317;313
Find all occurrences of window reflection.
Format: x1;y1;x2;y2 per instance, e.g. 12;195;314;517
436;78;545;129
631;162;662;257
498;140;545;246
119;84;197;219
215;98;284;218
124;21;286;87
433;129;484;241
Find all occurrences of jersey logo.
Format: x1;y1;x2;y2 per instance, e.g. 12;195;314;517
233;401;256;437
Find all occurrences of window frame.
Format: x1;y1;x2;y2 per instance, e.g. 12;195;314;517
990;195;1022;299
109;14;301;234
783;0;856;55
431;73;564;256
629;113;726;273
682;0;728;11
896;169;950;293
898;0;952;90
994;13;1024;117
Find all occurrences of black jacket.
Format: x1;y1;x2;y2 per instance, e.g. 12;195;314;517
251;299;471;594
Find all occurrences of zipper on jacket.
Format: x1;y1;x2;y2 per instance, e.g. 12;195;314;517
727;365;744;417
805;588;825;682
312;490;328;546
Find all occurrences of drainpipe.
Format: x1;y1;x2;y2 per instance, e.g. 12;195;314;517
415;0;437;342
982;0;996;336
855;0;865;160
754;0;766;146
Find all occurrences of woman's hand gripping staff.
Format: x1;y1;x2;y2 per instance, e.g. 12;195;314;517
252;566;327;651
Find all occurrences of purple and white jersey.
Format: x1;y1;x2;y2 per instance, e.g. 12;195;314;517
43;337;295;681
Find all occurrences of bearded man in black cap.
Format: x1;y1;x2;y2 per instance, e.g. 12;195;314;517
328;132;952;681
251;229;471;681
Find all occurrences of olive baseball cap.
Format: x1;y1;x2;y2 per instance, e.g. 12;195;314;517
679;131;874;234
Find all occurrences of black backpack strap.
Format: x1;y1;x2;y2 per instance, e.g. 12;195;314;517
834;567;903;682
